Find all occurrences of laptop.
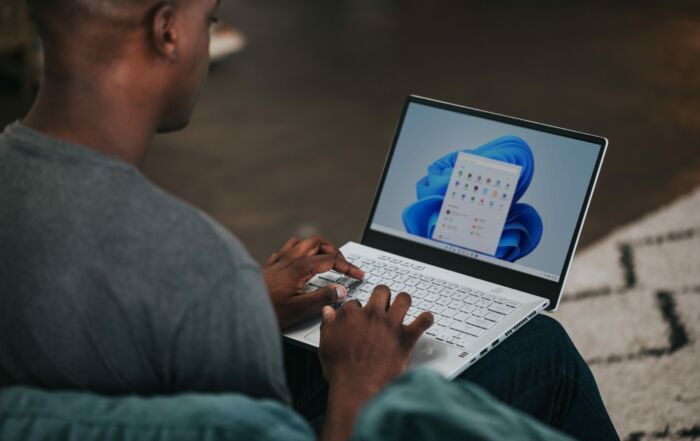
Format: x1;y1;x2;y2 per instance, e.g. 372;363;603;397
284;95;607;379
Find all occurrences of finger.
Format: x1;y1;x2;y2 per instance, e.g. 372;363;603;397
388;292;412;325
341;298;363;310
277;237;301;258
266;237;301;265
293;284;348;314
367;285;391;311
403;312;434;349
331;252;365;279
321;306;336;327
264;252;279;266
288;236;326;258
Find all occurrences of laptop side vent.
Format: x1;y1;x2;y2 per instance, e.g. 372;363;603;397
504;310;539;338
458;352;469;358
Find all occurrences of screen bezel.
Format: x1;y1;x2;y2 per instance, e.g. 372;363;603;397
361;95;607;311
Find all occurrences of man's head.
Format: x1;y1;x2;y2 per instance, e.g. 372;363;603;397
27;0;220;132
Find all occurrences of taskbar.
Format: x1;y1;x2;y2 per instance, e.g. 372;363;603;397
370;224;560;283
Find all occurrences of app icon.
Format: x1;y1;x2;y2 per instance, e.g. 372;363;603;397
486;178;491;184
474;185;479;191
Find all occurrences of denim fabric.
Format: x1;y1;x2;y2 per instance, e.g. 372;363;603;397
284;315;619;440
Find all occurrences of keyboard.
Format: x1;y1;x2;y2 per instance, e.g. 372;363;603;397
305;253;520;350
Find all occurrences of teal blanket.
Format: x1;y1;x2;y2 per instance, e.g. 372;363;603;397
0;370;572;440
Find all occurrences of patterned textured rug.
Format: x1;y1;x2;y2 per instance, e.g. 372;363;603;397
554;188;700;440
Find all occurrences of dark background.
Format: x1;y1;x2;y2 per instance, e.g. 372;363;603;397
2;0;699;262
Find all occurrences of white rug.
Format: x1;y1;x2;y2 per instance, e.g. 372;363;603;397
554;188;700;440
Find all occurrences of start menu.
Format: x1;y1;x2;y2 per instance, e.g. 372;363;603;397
432;152;522;256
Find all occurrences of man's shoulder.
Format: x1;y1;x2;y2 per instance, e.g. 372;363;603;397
138;183;258;271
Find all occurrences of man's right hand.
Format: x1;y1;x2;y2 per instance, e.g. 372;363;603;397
318;286;433;441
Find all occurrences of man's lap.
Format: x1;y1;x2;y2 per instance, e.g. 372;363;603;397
283;315;618;439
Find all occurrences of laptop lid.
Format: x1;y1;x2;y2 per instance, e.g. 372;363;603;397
362;95;607;310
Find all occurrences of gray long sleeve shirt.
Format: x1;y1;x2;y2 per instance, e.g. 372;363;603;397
0;122;290;402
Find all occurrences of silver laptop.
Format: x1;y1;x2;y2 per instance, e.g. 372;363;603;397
285;95;607;379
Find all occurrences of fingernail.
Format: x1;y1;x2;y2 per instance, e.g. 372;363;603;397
335;285;347;299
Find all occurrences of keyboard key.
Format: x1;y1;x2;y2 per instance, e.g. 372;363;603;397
424;293;439;303
428;285;444;294
442;288;457;296
481;293;495;301
465;295;480;304
442;308;458;318
476;299;491;308
467;317;494;330
426;324;447;336
430;304;446;314
437;297;451;306
370;268;386;277
455;334;478;348
488;304;514;315
449;299;464;309
473;308;487;317
445;283;458;289
397;268;410;275
420;275;435;282
319;272;344;283
433;280;445;286
393;274;409;283
485;312;505;322
404;278;419;287
411;264;425;270
417;281;431;290
450;321;485;337
505;300;521;308
460;304;476;314
453;311;470;322
436;316;453;327
378;255;390;260
451;292;468;301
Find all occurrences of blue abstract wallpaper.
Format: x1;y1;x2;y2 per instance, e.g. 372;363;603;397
401;136;543;262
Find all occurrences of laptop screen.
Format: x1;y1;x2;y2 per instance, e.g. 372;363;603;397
368;101;603;283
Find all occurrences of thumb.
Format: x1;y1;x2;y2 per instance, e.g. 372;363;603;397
321;305;336;326
295;284;348;312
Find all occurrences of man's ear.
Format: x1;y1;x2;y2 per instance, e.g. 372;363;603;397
151;2;178;62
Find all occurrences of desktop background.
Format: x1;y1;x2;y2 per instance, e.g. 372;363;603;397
372;103;601;277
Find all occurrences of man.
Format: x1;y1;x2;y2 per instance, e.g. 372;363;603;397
0;0;619;440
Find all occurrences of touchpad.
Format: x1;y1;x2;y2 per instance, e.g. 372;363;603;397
410;337;449;366
304;328;321;346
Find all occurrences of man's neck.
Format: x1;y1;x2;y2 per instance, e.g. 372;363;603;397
23;72;159;167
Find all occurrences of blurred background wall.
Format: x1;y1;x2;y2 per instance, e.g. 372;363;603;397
2;0;698;262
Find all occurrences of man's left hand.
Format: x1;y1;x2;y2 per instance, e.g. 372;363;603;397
263;236;365;329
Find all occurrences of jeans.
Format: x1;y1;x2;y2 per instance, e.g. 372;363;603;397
284;315;619;440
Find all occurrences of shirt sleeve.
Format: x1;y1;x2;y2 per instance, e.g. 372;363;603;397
165;259;291;404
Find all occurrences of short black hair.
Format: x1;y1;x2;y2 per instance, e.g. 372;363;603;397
26;0;160;64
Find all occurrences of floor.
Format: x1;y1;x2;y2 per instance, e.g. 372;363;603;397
558;188;700;440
